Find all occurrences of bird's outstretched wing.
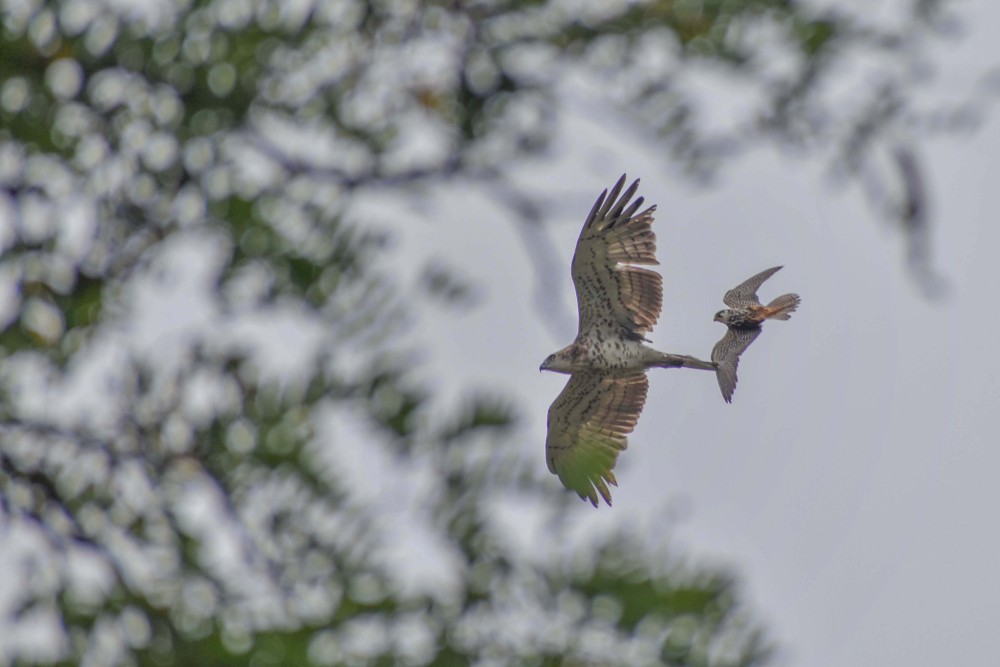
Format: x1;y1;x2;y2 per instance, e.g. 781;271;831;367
572;174;661;341
723;266;783;308
711;326;762;403
546;372;649;507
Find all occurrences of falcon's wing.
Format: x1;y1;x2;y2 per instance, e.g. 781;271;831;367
723;266;783;308
546;372;649;507
711;326;762;403
572;175;661;341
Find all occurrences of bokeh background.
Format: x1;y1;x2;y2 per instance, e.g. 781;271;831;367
1;1;998;666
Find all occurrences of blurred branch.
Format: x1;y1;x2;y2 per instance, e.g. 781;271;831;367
0;449;133;591
892;144;946;297
857;142;948;298
250;131;578;338
246;132;463;190
485;173;577;342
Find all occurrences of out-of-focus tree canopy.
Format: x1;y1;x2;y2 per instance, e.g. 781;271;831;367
0;0;987;664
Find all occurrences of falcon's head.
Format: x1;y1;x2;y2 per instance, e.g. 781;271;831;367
713;310;733;325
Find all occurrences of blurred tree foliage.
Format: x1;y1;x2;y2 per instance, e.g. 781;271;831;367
0;0;985;664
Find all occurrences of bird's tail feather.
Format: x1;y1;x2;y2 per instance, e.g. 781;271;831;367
765;293;800;320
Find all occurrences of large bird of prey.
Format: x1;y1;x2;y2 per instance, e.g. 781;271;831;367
712;266;801;403
539;175;715;507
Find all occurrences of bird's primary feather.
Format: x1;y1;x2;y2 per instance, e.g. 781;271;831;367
711;326;761;403
572;174;661;340
723;265;783;309
546;372;648;507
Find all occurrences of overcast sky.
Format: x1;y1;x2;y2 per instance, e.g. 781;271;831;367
361;3;1000;665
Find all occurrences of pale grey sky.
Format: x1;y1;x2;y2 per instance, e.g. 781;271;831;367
362;2;1000;665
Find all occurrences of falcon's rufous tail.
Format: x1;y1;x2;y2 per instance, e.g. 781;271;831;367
763;294;801;321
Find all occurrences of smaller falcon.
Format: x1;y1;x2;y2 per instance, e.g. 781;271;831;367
712;266;800;403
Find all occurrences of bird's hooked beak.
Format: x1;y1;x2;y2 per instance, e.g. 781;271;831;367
539;355;553;372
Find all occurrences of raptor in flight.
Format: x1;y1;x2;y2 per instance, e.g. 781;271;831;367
712;266;801;403
540;175;715;507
